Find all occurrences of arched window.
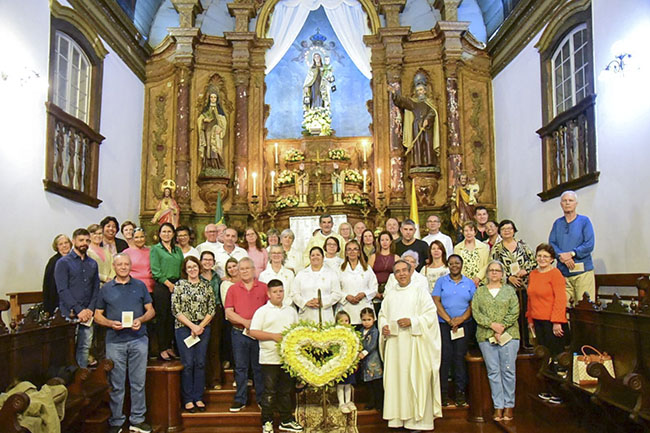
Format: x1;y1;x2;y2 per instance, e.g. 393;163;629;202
44;10;106;207
53;31;91;123
536;2;597;201
551;24;589;116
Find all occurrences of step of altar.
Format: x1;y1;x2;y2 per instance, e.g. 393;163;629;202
182;400;469;428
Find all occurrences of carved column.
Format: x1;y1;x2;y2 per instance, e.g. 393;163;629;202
436;21;469;195
378;0;409;206
225;1;256;214
434;0;462;21
168;0;203;206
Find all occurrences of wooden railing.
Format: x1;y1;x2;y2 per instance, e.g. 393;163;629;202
536;94;599;201
43;102;104;207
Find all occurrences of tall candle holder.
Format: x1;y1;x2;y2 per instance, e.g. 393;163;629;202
360;191;371;225
268;196;278;227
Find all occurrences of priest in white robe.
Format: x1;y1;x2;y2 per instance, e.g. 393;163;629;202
379;259;442;431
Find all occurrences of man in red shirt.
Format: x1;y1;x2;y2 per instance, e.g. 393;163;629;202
225;257;268;412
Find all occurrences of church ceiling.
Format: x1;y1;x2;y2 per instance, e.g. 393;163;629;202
116;0;520;49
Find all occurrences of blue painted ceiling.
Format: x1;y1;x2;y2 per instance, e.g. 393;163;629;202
115;0;521;48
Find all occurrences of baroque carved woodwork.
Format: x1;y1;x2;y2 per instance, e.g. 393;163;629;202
139;0;496;239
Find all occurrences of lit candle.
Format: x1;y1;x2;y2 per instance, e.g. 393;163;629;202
274;143;279;164
362;169;367;193
252;172;258;196
376;168;382;192
270;170;276;196
362;141;367;162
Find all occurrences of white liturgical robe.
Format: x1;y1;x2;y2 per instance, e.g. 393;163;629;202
378;279;442;430
291;266;342;323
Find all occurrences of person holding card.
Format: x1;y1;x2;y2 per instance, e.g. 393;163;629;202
549;190;595;306
432;254;476;407
95;253;155;433
171;256;216;413
471;260;520;421
490;219;536;348
55;228;100;368
379;260;442;431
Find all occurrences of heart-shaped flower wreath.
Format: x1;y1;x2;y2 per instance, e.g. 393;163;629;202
280;321;362;388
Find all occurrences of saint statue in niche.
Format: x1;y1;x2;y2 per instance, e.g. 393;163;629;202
450;173;480;229
389;73;440;168
197;91;227;171
152;179;180;228
303;53;335;112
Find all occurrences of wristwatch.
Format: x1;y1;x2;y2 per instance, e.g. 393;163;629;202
570;251;576;257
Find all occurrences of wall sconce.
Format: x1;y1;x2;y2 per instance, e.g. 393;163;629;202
604;52;632;74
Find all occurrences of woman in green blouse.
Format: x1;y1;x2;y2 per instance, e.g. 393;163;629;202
150;222;184;361
172;256;216;412
490;219;536;348
471;260;520;422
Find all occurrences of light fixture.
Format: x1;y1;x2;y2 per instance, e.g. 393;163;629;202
604;52;632;74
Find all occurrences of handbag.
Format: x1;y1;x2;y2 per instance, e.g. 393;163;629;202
572;344;615;386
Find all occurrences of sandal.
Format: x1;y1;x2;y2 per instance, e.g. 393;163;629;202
195;401;206;412
158;352;172;362
185;403;196;413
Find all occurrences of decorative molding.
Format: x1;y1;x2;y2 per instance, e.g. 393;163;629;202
487;0;565;77
49;0;108;59
254;0;381;37
67;0;151;81
536;0;591;53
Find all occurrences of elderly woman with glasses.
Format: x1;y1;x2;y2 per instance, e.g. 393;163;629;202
259;245;295;307
471;260;520;421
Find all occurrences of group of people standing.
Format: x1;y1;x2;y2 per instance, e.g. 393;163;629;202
41;189;594;432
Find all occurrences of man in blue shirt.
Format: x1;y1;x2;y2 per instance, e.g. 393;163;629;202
95;253;155;433
549;190;595;306
55;228;100;368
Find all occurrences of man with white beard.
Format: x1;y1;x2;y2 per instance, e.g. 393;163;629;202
379;260;442;431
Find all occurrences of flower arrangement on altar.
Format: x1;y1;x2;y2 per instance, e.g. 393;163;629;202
327;148;349;161
343;168;362;183
277;169;296;185
284;148;305;162
342;192;367;207
302;107;332;136
279;321;361;388
275;195;299;209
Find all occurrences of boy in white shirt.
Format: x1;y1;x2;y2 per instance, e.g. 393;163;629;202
249;279;303;433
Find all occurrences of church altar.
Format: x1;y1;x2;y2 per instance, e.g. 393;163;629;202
138;0;497;239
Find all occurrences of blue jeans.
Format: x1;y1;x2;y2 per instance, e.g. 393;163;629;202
76;323;94;368
439;320;471;395
176;326;211;404
232;328;264;404
479;339;520;409
106;336;149;427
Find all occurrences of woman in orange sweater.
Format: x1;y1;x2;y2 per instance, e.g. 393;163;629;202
527;243;569;404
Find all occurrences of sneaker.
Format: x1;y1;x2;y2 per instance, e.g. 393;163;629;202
548;396;563;405
130;422;152;433
538;392;552;400
230;401;246;412
441;395;451;407
339;403;351;414
262;421;274;433
346;402;357;412
108;427;123;433
279;420;304;432
455;391;468;407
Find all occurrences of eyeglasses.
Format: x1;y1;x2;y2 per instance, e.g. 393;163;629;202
536;254;552;260
488;269;503;273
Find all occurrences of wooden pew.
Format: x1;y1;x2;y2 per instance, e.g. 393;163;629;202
0;302;113;433
534;274;650;433
6;291;43;324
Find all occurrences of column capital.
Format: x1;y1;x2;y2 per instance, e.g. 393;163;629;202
171;0;203;28
433;0;461;22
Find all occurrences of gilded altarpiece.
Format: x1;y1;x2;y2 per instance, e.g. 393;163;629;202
139;0;496;241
